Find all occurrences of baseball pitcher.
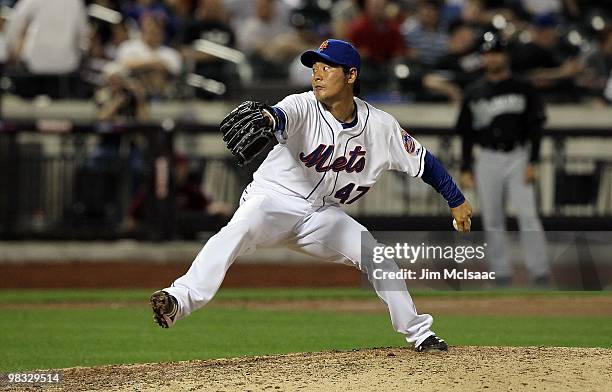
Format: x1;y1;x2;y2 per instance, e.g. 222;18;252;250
151;39;472;352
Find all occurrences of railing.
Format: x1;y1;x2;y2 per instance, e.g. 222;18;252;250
0;120;611;240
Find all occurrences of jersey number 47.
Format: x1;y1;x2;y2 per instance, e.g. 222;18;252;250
334;183;370;204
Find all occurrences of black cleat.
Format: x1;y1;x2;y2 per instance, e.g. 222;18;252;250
416;335;448;352
150;290;178;328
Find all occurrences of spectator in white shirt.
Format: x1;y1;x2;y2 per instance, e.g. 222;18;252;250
5;0;89;74
116;13;182;97
235;0;291;79
236;0;290;56
5;0;89;97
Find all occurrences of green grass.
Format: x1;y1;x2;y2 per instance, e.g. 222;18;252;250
2;307;611;372
0;307;400;371
0;287;609;304
1;288;611;371
0;288;378;304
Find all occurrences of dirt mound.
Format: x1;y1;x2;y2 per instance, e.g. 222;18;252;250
8;346;611;392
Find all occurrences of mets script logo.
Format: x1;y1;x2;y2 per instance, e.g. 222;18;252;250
401;129;417;155
299;144;366;173
319;40;329;51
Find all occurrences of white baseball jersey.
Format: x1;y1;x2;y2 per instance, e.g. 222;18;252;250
252;91;426;207
164;91;437;348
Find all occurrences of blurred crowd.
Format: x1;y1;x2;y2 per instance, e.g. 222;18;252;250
0;0;610;104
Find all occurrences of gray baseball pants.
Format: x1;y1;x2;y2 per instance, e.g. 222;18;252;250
474;147;549;280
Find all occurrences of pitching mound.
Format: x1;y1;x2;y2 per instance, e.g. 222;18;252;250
14;346;610;392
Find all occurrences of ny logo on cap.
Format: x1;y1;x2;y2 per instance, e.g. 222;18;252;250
319;40;329;51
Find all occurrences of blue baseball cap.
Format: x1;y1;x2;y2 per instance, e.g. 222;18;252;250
300;39;361;72
533;13;559;29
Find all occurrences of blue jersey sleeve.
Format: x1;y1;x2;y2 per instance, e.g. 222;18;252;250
271;106;287;143
270;93;307;141
421;151;465;208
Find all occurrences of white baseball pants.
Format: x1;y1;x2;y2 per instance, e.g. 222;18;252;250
164;182;435;347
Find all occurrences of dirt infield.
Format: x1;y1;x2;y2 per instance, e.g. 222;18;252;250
3;260;611;289
0;262;362;288
6;346;610;392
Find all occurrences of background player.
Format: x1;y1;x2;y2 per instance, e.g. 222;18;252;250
457;32;550;287
151;39;472;352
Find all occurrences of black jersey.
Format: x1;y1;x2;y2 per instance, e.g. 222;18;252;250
456;75;546;171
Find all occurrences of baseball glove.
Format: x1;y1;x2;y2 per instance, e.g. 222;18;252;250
220;101;279;166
